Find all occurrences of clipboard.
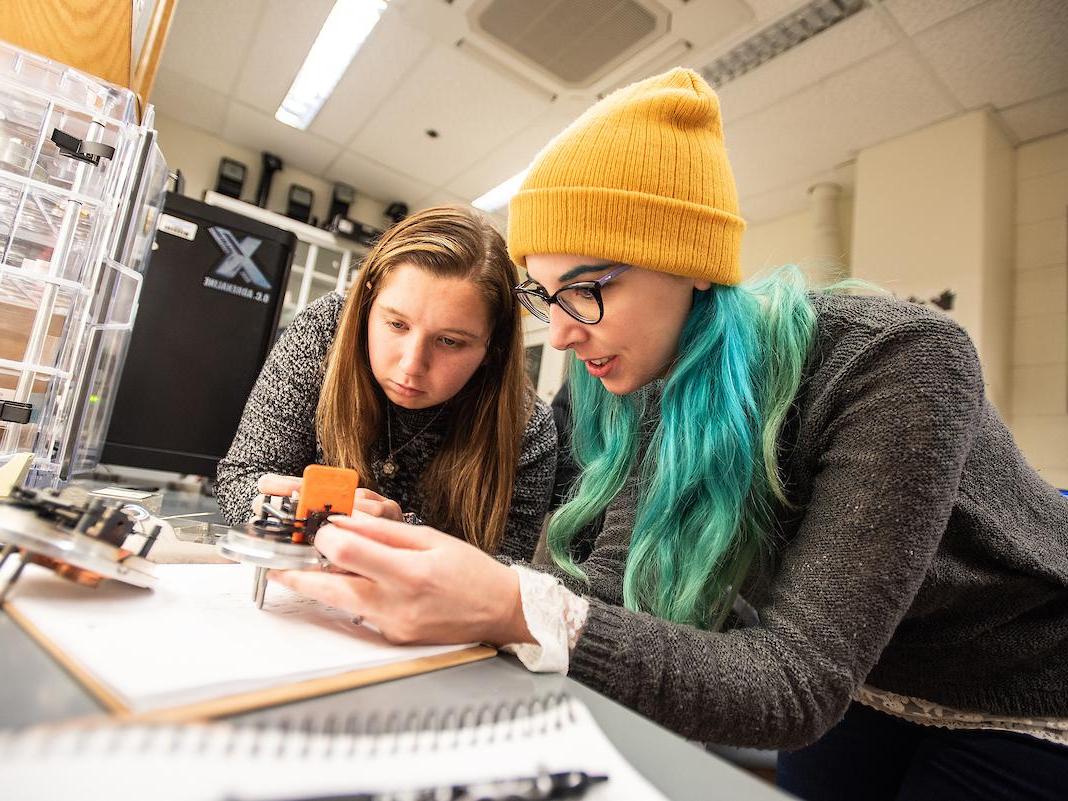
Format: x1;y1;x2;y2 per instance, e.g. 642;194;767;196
2;563;497;722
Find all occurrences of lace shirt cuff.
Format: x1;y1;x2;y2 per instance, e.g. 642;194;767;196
501;564;590;674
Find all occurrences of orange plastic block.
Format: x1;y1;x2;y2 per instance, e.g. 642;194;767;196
294;465;360;542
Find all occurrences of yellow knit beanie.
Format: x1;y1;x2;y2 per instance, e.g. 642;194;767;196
508;68;745;285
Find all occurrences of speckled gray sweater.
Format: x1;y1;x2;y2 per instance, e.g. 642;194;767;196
532;293;1068;750
216;293;557;561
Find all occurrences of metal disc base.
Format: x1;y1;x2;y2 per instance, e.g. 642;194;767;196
0;504;156;598
216;527;323;609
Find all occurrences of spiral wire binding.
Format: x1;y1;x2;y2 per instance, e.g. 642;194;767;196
0;692;579;762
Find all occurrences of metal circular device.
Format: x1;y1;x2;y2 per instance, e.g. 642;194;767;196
0;494;157;599
217;468;359;609
216;500;326;608
217;527;322;571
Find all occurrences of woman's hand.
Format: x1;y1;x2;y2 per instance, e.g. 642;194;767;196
269;513;534;647
252;474;303;518
351;488;403;522
255;476;402;521
256;473;302;498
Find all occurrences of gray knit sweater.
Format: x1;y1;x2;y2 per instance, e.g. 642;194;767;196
533;292;1068;750
216;293;557;561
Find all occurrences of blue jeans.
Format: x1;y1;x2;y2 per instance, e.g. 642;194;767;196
777;701;1068;801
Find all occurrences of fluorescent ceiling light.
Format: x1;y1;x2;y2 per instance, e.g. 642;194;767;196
702;0;864;88
472;167;530;213
275;0;388;130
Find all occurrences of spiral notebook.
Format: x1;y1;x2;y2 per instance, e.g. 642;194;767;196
0;694;665;800
3;563;494;720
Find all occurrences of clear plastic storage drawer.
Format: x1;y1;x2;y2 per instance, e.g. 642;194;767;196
0;42;167;487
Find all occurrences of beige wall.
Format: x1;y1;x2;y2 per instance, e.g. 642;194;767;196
740;192;854;282
851;110;1015;413
153;113;388;228
1012;132;1068;489
743;113;1066;488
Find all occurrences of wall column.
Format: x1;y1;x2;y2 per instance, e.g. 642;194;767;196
807;181;845;285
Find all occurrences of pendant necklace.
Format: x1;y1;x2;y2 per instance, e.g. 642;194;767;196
382;404;444;477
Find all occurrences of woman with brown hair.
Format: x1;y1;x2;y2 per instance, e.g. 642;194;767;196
216;205;556;559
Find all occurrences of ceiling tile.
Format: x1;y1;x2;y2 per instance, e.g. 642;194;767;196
999;90;1068;144
221;102;342;175
349;43;554;188
913;0;1068;110
445;97;591;200
149;68;229;135
231;0;334;115
724;46;957;199
882;0;988;35
413;190;473;211
741;0;812;24
310;10;434;146
328;150;435;208
715;7;898;122
157;0;265;91
151;0;1068;234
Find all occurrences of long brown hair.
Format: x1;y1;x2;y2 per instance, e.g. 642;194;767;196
316;205;530;553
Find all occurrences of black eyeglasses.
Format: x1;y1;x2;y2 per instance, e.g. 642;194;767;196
513;264;630;325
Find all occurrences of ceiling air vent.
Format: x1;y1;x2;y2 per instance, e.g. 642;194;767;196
702;0;865;88
469;0;670;88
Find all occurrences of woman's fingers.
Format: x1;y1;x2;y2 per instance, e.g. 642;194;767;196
326;512;436;549
352;497;403;521
313;521;427;580
268;569;375;618
257;473;302;497
354;488;387;502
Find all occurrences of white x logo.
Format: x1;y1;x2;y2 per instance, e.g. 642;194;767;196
208;227;270;289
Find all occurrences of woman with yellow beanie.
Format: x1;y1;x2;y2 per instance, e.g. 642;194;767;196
273;69;1068;799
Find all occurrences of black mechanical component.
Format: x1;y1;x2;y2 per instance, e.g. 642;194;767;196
218;495;327;609
384;201;408;224
255;151;283;208
219;465;358;609
169;168;186;195
0;400;31;424
245;494;335;543
328;215;382;247
215;157;247;199
0;487;159;601
6;487;135;546
285;184;314;223
329;182;355;221
50;128;116;166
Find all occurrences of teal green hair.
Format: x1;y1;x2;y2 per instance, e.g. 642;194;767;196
547;266;818;630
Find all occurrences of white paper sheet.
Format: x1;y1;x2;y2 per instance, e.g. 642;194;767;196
7;563;473;712
0;697;668;800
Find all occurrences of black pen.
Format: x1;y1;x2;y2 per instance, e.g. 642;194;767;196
225;768;609;801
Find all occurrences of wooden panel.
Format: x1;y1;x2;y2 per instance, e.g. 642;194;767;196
0;301;67;374
131;0;178;110
0;0;132;88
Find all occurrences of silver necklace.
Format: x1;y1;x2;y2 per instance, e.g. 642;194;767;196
382;404;444;477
